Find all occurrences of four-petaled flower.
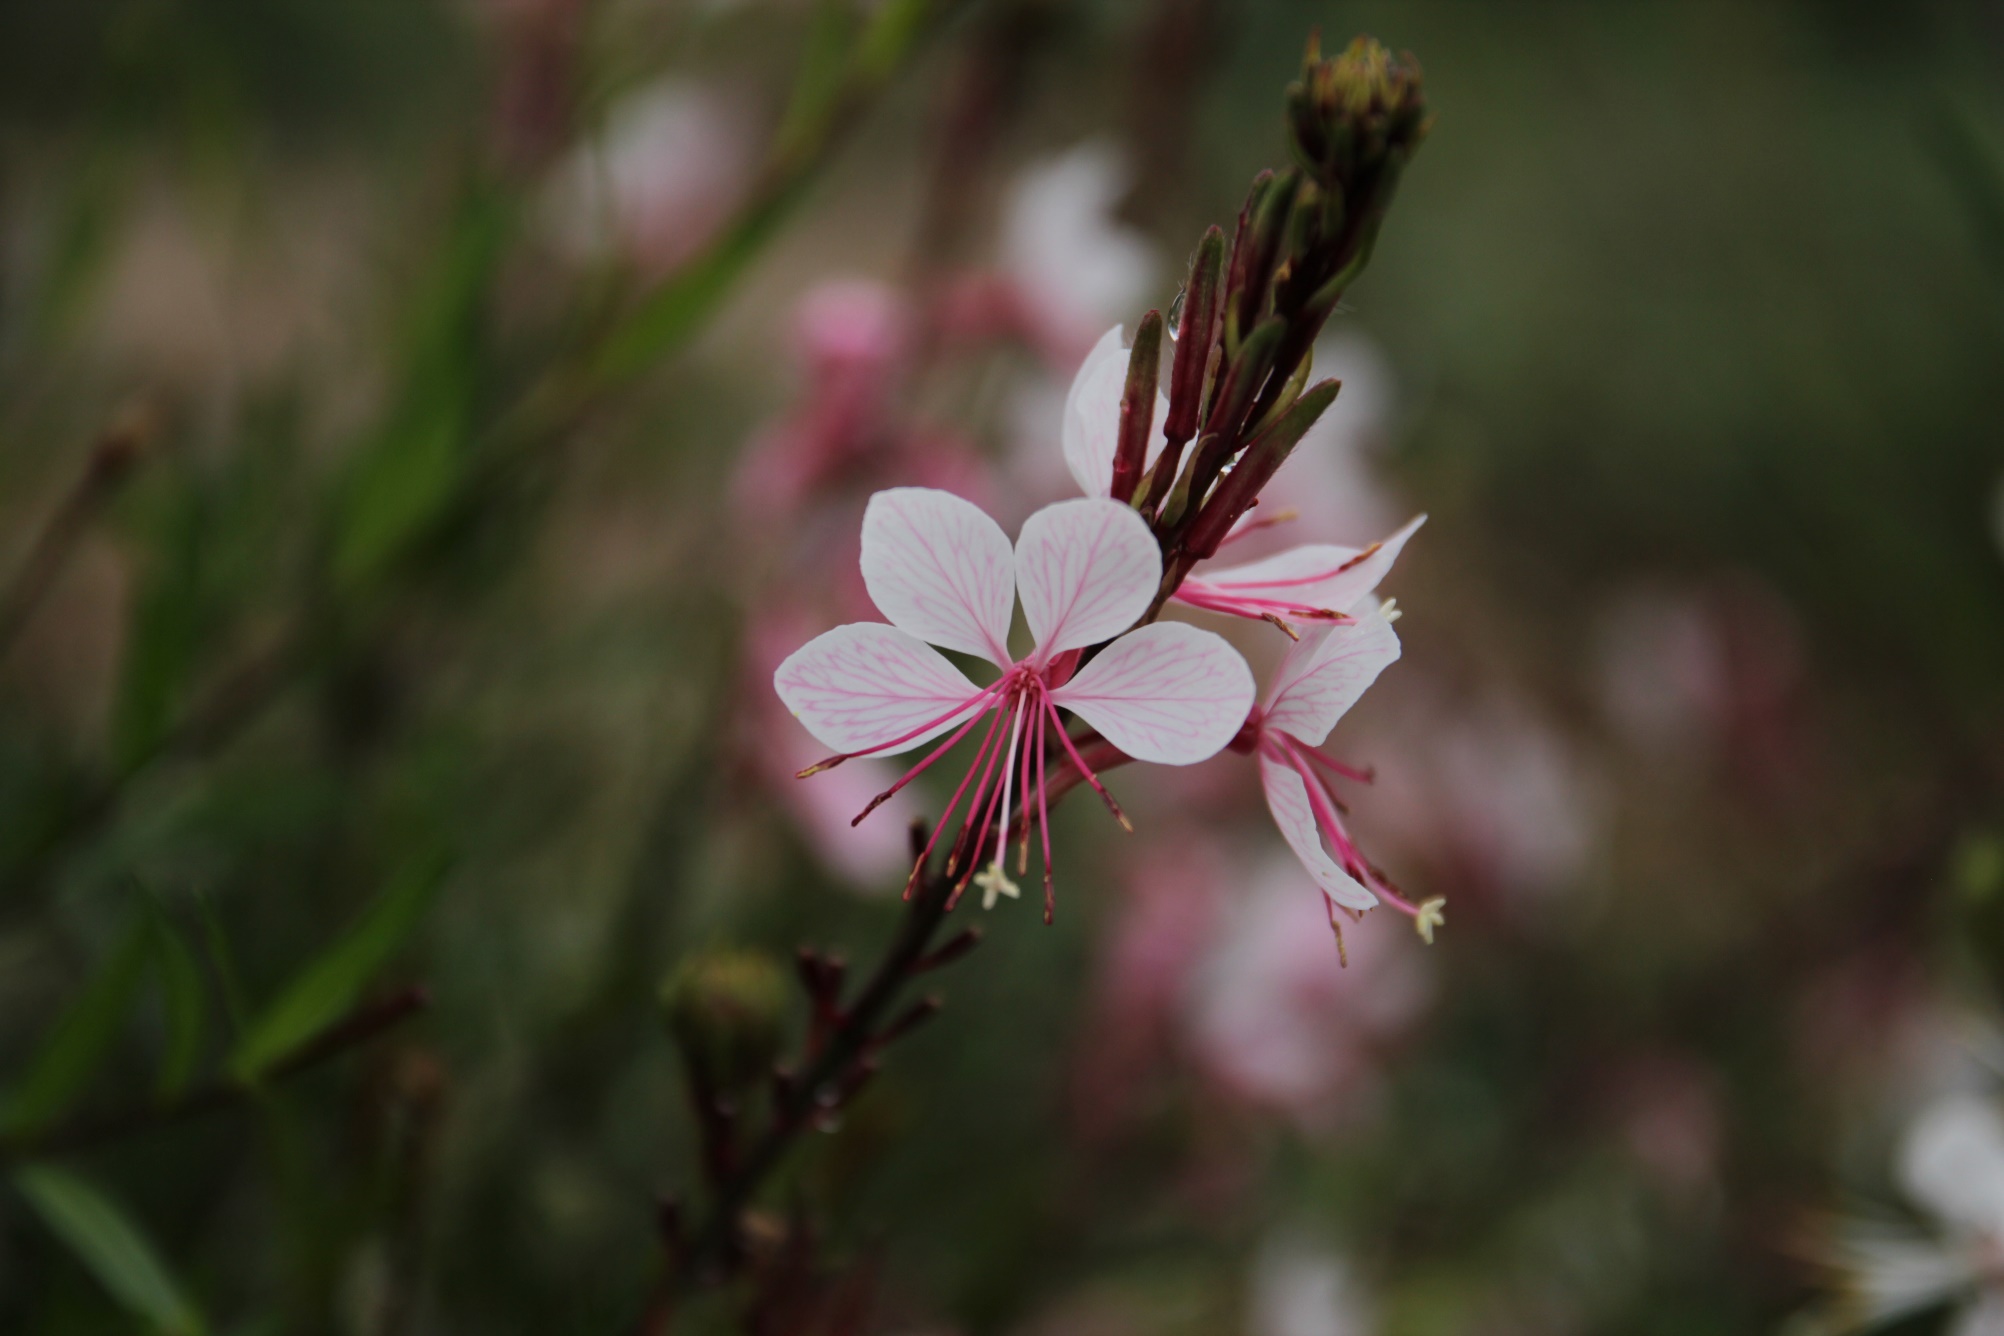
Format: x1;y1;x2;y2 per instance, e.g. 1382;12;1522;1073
775;487;1255;917
1062;326;1426;633
1237;603;1445;943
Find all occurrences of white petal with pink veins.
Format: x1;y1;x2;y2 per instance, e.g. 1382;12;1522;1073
1052;622;1254;764
1258;751;1378;912
1194;514;1425;613
774;622;986;756
1015;498;1160;656
1063;325;1169;498
860;488;1016;665
1262;605;1402;746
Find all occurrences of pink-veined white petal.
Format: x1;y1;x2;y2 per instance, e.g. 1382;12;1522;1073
1262;603;1402;746
1192;514;1426;615
1050;622;1254;764
1015;498;1161;656
1259;750;1378;912
859;487;1017;664
1062;325;1168;498
774;622;986;756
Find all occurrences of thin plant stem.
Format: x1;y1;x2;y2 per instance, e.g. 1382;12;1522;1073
0;985;429;1164
0;405;156;662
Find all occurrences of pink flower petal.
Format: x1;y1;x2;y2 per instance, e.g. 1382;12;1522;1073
774;622;986;756
1015;498;1160;656
1259;751;1378;912
1262;603;1402;746
1192;515;1425;614
1062;325;1168;498
859;487;1017;664
1051;622;1254;764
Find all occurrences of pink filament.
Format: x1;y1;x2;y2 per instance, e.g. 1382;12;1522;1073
1282;736;1423;919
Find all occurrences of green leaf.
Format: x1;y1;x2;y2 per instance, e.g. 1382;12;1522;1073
148;914;207;1099
193;891;250;1036
227;853;447;1079
770;0;859;165
588;184;806;385
3;919;151;1135
112;484;209;772
330;193;510;591
13;1164;207;1336
587;0;941;385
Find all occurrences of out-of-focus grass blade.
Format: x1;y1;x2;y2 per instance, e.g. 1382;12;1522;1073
13;1164;208;1336
1925;102;2004;280
148;913;207;1099
2;919;150;1135
227;853;447;1080
29;147;125;345
588;0;944;385
852;0;933;84
193;890;250;1036
589;183;808;386
330;194;510;591
112;486;207;773
770;0;860;165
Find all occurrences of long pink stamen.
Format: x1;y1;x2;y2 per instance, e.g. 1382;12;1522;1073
852;694;1000;827
1293;741;1375;786
906;699;1009;896
1171;583;1352;626
1034;700;1055;923
797;680;1004;777
1043;695;1132;832
946;693;1020;892
1284;738;1422;917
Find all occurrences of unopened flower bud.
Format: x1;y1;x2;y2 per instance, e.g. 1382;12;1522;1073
1285;35;1429;195
660;949;787;1093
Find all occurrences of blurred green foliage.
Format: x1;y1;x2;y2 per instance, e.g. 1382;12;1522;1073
0;1;2000;1333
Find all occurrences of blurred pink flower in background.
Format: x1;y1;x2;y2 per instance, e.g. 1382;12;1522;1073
736;279;992;530
734;279;913;522
1187;858;1433;1129
1070;836;1229;1137
975;143;1162;509
545;78;754;276
998;141;1159;365
1363;685;1602;912
1592;578;1809;797
1604;1053;1722;1199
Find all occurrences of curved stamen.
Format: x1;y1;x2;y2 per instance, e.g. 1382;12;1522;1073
1293;741;1375;786
852;692;1004;826
797;679;1004;777
906;699;1011;897
1042;694;1132;832
1282;737;1424;919
1033;699;1055;923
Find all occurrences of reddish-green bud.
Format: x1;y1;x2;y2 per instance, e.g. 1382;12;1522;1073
1111;309;1164;504
1285;34;1429;194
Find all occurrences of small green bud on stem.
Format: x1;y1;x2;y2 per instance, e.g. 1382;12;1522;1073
662;950;788;1097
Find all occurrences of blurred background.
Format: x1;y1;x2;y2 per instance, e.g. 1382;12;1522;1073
2;1;2003;1333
